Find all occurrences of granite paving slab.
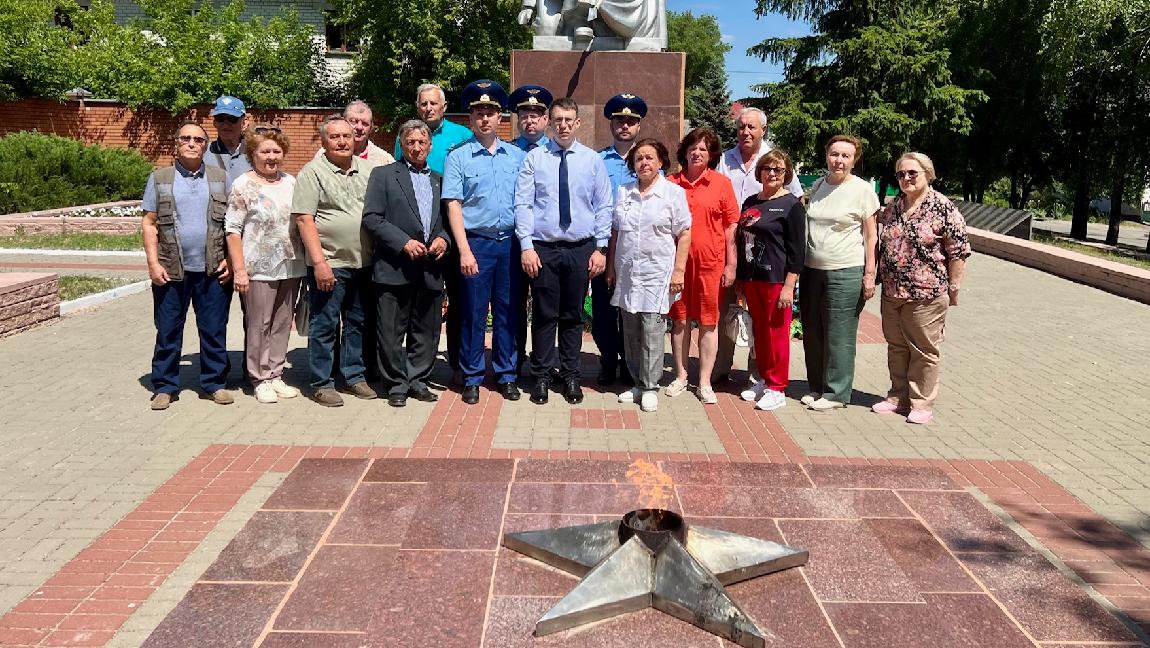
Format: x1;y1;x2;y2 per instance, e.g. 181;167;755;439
137;459;1141;647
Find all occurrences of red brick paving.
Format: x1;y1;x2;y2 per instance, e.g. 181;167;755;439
3;397;1150;644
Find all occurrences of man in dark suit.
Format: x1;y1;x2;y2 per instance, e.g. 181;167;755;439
362;120;452;407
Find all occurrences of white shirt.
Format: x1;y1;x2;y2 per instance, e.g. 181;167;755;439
718;142;804;204
610;176;692;314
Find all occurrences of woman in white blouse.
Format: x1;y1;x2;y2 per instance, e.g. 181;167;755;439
225;124;306;404
606;138;692;413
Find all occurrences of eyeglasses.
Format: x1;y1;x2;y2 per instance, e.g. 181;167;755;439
213;115;240;124
761;166;786;176
253;126;282;135
176;135;207;144
895;170;920;181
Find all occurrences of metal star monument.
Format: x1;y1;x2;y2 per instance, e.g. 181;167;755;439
502;509;809;648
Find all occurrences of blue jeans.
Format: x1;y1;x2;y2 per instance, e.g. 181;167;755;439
460;235;521;386
151;271;233;394
307;266;370;390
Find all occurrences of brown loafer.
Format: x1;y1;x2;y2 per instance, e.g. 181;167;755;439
150;392;173;410
344;381;377;400
208;389;234;405
311;387;344;407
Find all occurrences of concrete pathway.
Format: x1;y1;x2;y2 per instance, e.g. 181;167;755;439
1033;218;1150;250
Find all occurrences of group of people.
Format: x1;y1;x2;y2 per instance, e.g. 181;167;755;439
143;80;971;424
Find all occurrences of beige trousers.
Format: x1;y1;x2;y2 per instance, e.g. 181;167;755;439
880;293;948;411
242;278;301;383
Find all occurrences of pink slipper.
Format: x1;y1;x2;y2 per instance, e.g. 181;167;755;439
906;409;934;425
871;399;909;415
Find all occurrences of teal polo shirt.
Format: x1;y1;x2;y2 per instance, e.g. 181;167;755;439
394;119;472;175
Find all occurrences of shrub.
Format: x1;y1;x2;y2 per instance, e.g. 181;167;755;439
0;132;153;214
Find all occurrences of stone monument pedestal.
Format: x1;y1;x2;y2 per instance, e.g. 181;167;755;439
510;49;685;153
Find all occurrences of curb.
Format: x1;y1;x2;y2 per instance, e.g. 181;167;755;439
0;248;145;257
61;279;151;315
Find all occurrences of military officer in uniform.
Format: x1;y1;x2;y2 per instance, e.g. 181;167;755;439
592;93;648;386
442;80;527;405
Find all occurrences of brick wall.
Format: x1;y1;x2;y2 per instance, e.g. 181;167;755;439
0;99;511;175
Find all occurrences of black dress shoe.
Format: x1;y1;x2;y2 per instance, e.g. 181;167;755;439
462;385;480;405
563;378;584;404
499;382;521;401
387;394;407;408
596;367;616;386
408;387;439;402
530;379;550;405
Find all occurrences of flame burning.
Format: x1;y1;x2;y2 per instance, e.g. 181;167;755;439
625;459;674;513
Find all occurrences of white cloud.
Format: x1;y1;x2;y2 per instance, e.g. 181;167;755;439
721;33;735;44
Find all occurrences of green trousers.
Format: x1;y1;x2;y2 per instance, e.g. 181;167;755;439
799;266;865;404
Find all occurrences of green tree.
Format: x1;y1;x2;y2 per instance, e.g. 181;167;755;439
0;0;83;100
668;10;736;143
73;0;336;113
748;1;986;190
332;0;530;126
1041;0;1150;240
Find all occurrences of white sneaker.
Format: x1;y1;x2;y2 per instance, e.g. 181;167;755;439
697;386;718;405
740;379;766;402
664;379;688;398
800;392;819;406
270;378;300;399
640;391;658;412
254;381;278;404
618;387;641;403
809;397;847;411
755;390;786;411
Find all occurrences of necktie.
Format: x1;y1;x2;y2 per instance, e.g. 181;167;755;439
559;149;571;230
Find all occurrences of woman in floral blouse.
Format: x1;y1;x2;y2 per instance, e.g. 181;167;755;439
873;152;971;424
225;124;306;404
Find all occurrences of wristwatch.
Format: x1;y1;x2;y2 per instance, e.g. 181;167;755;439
597;246;609;255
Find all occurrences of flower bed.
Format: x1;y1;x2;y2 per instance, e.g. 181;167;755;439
0;200;143;235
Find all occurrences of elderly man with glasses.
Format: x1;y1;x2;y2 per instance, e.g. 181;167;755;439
142;121;235;410
204;95;251;192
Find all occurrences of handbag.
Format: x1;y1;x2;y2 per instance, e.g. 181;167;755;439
722;302;752;348
293;280;310;336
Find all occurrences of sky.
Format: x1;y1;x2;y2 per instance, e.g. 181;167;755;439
665;0;812;101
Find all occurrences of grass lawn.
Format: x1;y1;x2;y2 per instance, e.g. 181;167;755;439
1033;230;1150;271
58;276;137;301
0;232;143;251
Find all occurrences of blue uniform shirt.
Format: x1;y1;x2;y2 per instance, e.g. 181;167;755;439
442;137;526;236
514;139;614;251
394;119;472;175
142;162;211;273
599;145;636;195
513;134;551;152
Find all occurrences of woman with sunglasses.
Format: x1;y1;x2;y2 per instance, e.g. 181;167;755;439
800;134;880;411
224;123;306;404
735;149;806;411
872;152;970;424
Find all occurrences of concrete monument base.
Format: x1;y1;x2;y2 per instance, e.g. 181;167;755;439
511;49;685;152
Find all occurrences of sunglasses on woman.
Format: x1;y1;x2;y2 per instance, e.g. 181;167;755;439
895;170;920;181
253;126;282;135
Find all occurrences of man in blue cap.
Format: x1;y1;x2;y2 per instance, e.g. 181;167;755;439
592;93;648;386
204;95;250;192
442;80;527;405
508;84;553;377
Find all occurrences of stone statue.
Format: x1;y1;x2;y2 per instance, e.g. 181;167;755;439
517;0;667;52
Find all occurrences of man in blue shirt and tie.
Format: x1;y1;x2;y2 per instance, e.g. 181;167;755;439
443;80;527;406
515;97;614;405
593;93;647;387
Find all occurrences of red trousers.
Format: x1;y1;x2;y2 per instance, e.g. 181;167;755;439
743;281;793;391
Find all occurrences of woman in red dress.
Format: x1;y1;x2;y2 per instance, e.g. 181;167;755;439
665;128;740;404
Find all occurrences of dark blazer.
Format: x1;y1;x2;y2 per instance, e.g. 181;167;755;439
362;160;451;290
